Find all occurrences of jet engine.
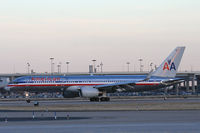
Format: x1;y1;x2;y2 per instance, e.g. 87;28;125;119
63;90;79;98
63;86;80;98
63;86;101;98
80;86;100;98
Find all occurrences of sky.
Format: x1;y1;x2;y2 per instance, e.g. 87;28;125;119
0;0;200;73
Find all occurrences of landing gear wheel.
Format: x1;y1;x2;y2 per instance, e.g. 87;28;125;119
90;97;100;102
26;99;31;103
100;97;110;102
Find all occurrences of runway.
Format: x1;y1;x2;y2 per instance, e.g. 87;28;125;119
0;110;200;133
0;97;200;111
2;97;200;105
1;97;200;105
0;98;200;132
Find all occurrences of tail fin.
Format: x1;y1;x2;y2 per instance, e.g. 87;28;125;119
152;46;185;78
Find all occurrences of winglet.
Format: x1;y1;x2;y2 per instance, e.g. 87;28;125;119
152;46;185;78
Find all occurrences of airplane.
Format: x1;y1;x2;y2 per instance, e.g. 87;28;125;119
4;46;185;102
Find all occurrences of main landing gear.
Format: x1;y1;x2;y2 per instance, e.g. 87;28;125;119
26;99;31;103
90;97;110;102
90;91;110;102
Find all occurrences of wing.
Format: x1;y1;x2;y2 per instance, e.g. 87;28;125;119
94;78;184;93
95;81;137;92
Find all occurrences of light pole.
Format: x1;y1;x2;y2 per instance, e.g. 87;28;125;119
150;62;153;71
191;65;193;72
57;64;60;74
97;65;100;72
59;62;62;73
27;63;30;74
138;58;143;72
50;57;54;74
126;62;130;72
66;61;70;73
92;59;96;73
52;63;55;74
100;62;103;73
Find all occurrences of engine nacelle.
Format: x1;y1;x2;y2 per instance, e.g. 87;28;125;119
80;86;100;98
63;86;80;98
63;86;100;98
67;86;80;92
63;90;79;98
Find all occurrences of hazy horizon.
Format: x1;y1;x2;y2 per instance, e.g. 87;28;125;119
0;0;200;73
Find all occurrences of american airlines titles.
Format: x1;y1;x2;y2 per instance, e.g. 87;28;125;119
31;77;61;81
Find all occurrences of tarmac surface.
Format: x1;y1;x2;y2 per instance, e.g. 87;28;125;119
0;98;200;133
0;110;200;133
0;97;200;111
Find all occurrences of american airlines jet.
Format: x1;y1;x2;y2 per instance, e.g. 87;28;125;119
6;47;185;101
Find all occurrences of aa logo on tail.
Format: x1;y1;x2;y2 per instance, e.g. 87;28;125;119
163;60;176;71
